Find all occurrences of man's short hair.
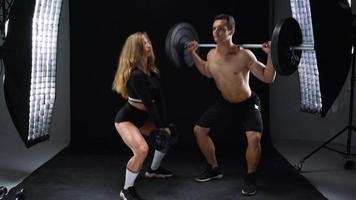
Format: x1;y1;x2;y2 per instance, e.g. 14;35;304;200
214;13;236;30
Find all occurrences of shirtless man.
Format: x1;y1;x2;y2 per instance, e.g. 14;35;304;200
186;13;276;196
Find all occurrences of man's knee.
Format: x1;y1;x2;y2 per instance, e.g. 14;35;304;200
246;131;261;146
193;125;210;137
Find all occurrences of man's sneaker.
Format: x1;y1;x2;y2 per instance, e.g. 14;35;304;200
241;173;257;196
144;166;173;178
120;186;141;200
194;166;223;182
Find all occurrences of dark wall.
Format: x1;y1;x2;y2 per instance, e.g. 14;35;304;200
69;0;270;150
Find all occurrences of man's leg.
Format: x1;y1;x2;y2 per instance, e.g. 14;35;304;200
194;125;218;168
246;131;262;173
242;131;261;196
193;125;223;182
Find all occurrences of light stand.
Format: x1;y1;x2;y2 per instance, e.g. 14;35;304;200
1;1;19;199
295;16;356;172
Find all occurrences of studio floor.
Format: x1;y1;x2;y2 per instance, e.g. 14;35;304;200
1;139;328;200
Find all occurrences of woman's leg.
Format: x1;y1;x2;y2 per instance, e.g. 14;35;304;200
115;122;149;189
140;121;173;178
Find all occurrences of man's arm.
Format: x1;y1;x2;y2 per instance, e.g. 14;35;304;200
186;41;212;78
247;42;276;83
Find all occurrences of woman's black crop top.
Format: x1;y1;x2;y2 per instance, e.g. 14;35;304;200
127;68;168;128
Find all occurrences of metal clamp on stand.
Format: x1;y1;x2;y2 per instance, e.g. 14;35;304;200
0;186;8;199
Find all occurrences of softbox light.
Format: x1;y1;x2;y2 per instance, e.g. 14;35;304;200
1;0;63;148
290;0;353;117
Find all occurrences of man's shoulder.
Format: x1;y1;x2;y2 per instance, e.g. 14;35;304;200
207;48;216;56
238;47;252;54
238;48;256;61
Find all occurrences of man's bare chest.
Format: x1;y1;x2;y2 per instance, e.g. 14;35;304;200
209;59;246;78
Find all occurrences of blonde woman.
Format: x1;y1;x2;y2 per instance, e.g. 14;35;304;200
113;32;173;200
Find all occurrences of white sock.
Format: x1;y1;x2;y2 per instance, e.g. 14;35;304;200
150;150;166;170
124;168;139;189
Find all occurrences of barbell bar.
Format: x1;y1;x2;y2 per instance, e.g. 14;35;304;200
165;17;314;75
197;43;314;50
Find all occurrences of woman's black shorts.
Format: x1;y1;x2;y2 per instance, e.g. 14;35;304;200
115;102;148;128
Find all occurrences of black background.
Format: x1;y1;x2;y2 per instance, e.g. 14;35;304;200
69;0;271;150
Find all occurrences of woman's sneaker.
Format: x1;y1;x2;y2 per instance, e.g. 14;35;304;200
120;186;141;200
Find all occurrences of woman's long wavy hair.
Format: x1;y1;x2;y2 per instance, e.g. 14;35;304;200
112;32;159;98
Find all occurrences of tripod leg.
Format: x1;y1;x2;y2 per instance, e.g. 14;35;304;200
344;160;354;170
343;126;356;170
295;127;348;171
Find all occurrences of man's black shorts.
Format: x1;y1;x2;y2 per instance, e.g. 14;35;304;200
196;92;263;133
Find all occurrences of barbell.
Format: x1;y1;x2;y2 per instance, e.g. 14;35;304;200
165;17;315;75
